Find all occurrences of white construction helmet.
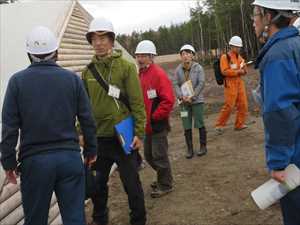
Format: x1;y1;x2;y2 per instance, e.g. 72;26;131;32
135;40;157;55
252;0;300;11
26;26;59;55
86;17;115;44
180;44;196;54
229;36;243;47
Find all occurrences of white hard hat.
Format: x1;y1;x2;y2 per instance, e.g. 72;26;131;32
135;40;157;55
86;17;115;44
229;36;243;47
252;0;300;11
26;26;59;55
180;44;195;54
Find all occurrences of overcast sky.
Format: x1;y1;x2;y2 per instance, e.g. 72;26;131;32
80;1;197;35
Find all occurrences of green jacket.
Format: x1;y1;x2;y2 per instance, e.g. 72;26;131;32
82;49;146;138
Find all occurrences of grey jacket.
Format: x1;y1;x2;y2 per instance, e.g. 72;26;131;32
173;62;205;104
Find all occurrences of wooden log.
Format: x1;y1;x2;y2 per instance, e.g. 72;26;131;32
58;48;94;55
63;65;86;73
49;214;62;225
0;204;24;225
0;167;5;195
67;23;87;33
49;194;58;207
72;13;85;19
59;43;92;50
57;60;90;67
0;191;22;220
70;15;86;24
48;203;60;224
16;218;24;225
73;8;82;13
57;54;92;61
63;33;86;41
61;38;88;45
69;20;88;29
65;27;86;36
0;183;19;204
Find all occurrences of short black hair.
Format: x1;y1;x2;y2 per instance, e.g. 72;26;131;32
264;8;291;28
27;51;58;63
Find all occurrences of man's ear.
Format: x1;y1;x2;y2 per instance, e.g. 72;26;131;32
264;12;272;25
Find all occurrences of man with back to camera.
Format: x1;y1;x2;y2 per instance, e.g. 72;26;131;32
0;26;97;225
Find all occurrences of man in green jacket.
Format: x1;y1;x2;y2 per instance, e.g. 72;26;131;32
82;17;146;225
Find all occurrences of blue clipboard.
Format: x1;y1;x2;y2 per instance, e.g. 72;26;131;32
114;116;134;155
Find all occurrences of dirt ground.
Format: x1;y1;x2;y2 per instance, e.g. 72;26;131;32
86;63;284;225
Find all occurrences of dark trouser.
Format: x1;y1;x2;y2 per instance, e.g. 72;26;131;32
92;137;146;225
199;127;207;146
280;186;300;225
20;150;85;225
144;130;173;190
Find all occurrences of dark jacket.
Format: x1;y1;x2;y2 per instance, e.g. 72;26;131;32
0;61;97;170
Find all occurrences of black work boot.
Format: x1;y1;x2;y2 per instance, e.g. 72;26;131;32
184;129;194;159
197;127;207;157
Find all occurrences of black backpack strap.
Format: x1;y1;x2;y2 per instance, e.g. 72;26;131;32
87;63;132;112
87;63;109;92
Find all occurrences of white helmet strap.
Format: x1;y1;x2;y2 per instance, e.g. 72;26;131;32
30;51;56;63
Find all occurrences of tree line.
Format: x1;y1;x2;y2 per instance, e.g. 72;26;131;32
117;0;259;63
0;0;17;4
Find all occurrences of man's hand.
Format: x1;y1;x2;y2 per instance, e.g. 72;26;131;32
84;155;97;167
5;170;17;185
271;170;286;183
79;135;84;147
131;136;143;150
186;96;193;103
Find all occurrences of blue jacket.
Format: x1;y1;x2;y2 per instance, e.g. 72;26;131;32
0;61;97;170
255;26;300;171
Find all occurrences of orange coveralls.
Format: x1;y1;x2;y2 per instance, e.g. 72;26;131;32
215;51;248;129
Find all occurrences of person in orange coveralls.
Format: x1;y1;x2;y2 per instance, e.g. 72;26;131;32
215;36;248;134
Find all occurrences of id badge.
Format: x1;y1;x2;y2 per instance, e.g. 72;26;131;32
147;89;157;99
108;85;120;99
180;111;188;118
230;64;238;69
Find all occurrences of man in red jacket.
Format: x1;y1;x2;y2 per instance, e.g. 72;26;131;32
135;40;175;198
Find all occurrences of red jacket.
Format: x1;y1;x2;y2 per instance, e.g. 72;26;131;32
139;63;175;135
